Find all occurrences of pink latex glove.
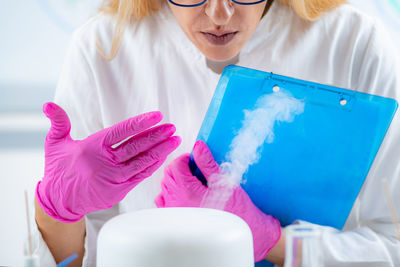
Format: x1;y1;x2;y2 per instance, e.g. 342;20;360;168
36;102;181;223
155;140;281;262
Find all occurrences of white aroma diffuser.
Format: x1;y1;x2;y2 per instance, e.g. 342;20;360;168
97;208;254;267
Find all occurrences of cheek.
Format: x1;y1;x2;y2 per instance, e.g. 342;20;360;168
169;6;204;37
237;7;265;31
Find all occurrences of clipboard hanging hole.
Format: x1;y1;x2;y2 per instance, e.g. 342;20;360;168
340;98;347;106
273;85;280;92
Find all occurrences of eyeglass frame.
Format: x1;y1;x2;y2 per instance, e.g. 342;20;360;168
168;0;267;8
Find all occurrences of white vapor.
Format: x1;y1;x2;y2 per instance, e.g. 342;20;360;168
201;90;305;209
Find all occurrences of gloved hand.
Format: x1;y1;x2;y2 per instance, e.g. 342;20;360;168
155;140;281;262
36;102;181;223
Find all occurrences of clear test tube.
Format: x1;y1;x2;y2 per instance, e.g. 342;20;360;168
284;224;323;267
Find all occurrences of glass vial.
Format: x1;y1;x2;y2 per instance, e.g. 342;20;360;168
284;224;323;267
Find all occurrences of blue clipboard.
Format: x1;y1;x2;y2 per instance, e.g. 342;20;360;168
190;65;398;266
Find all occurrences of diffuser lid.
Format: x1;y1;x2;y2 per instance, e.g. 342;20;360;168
97;208;254;267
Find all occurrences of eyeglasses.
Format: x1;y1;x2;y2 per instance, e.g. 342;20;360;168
168;0;267;8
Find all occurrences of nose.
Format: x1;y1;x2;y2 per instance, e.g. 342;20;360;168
205;0;235;26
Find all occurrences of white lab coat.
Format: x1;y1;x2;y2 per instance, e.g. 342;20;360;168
32;1;400;266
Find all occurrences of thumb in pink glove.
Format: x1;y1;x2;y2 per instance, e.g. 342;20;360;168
37;102;181;223
155;140;281;262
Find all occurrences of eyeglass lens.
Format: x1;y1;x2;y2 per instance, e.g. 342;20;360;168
169;0;267;7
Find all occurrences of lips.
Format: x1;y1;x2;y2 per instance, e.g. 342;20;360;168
201;31;238;46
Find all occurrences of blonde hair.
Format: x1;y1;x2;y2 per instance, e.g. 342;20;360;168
99;0;347;60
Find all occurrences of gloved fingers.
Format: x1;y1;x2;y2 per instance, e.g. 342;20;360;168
165;153;193;179
107;159;167;204
159;169;206;207
161;179;176;196
118;136;181;182
154;193;165;208
112;124;176;163
193;140;220;180
125;157;166;183
103;111;163;146
164;154;207;195
43;102;71;141
158;180;184;206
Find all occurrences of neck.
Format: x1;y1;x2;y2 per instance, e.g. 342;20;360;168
206;54;240;74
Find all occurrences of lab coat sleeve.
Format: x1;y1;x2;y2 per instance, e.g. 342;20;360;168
30;220;57;267
31;23;120;267
300;20;400;267
298;220;400;266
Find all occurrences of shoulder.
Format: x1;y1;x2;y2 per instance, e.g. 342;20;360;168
69;9;166;60
270;3;399;97
312;3;397;58
69;13;115;57
322;5;399;97
273;3;378;42
317;4;385;49
320;3;376;28
263;3;383;57
323;5;399;98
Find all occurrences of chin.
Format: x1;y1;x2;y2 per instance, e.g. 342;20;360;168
202;48;239;62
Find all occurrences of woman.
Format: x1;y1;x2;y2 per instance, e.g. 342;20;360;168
33;0;400;266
